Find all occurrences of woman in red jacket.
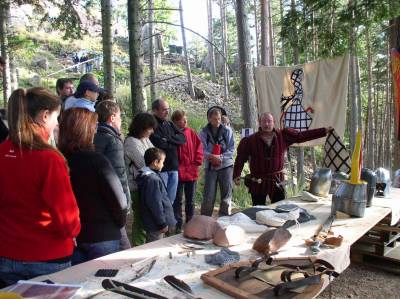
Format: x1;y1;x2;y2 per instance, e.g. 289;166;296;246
171;110;203;233
0;87;81;287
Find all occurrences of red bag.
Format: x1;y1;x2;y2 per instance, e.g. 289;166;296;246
210;144;222;167
212;144;221;155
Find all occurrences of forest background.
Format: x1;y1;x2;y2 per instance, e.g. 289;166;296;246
0;0;400;208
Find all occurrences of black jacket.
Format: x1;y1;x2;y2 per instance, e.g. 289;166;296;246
136;167;176;232
65;150;127;243
150;116;186;171
94;123;131;208
0;119;8;143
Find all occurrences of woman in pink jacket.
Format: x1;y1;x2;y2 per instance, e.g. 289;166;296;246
171;110;203;233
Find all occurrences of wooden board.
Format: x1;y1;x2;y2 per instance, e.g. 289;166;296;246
200;258;326;299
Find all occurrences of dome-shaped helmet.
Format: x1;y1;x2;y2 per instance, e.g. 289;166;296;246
309;168;332;197
375;167;391;197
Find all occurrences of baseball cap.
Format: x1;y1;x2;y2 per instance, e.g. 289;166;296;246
74;80;104;98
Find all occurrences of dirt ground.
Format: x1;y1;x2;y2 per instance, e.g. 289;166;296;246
319;263;399;299
126;215;400;299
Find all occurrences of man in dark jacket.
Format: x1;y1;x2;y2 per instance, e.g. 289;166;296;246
136;148;176;242
150;99;186;204
94;100;131;249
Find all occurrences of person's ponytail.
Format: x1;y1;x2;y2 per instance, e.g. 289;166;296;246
7;87;61;150
8;89;33;149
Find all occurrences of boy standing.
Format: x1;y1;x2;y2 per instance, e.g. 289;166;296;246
136;148;176;242
94;100;131;249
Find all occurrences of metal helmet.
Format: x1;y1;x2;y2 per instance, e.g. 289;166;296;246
375;167;391;197
309;168;332;197
360;168;377;207
393;169;400;188
329;171;350;194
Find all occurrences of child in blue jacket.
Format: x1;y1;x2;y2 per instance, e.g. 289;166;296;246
136;148;176;242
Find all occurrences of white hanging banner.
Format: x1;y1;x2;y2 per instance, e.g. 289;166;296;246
254;55;349;146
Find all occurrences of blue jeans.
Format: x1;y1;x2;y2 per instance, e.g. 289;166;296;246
72;240;120;265
159;171;179;204
0;257;71;287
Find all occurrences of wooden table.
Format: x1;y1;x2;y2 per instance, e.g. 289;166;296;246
30;190;399;298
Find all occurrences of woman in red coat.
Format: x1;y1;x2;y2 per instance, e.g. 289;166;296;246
171;110;203;232
0;88;80;286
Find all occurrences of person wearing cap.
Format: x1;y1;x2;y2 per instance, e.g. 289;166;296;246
199;106;235;217
64;81;103;112
79;73;99;86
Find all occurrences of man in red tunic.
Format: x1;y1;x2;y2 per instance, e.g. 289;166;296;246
233;112;332;205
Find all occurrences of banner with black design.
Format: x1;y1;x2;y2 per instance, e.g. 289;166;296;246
254;55;349;146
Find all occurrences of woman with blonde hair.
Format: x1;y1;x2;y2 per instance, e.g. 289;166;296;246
0;87;80;286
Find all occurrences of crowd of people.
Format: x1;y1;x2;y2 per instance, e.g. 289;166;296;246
0;61;332;286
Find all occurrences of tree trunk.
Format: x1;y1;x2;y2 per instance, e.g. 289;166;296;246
348;0;358;151
207;0;217;81
235;0;258;130
390;16;400;171
8;51;17;91
260;0;271;66
0;0;11;106
385;37;392;169
267;0;275;65
309;7;317;170
127;0;146;114
373;79;379;168
289;0;304;190
6;5;16;91
279;0;285;65
101;0;115;96
219;0;229;100
366;23;374;169
311;11;318;60
149;0;157;101
253;0;260;65
355;56;362;132
179;0;195;99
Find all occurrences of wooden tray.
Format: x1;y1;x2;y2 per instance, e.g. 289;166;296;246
200;258;325;299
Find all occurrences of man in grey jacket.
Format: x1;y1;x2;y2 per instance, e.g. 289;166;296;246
199;107;235;216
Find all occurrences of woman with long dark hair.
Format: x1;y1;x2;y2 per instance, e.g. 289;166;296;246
59;108;127;265
124;112;157;246
0;88;80;286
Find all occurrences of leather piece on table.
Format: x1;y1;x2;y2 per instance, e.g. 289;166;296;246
213;225;246;247
183;215;221;240
252;228;292;255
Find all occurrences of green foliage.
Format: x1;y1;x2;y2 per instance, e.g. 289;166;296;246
142;0;178;46
115;84;133;135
